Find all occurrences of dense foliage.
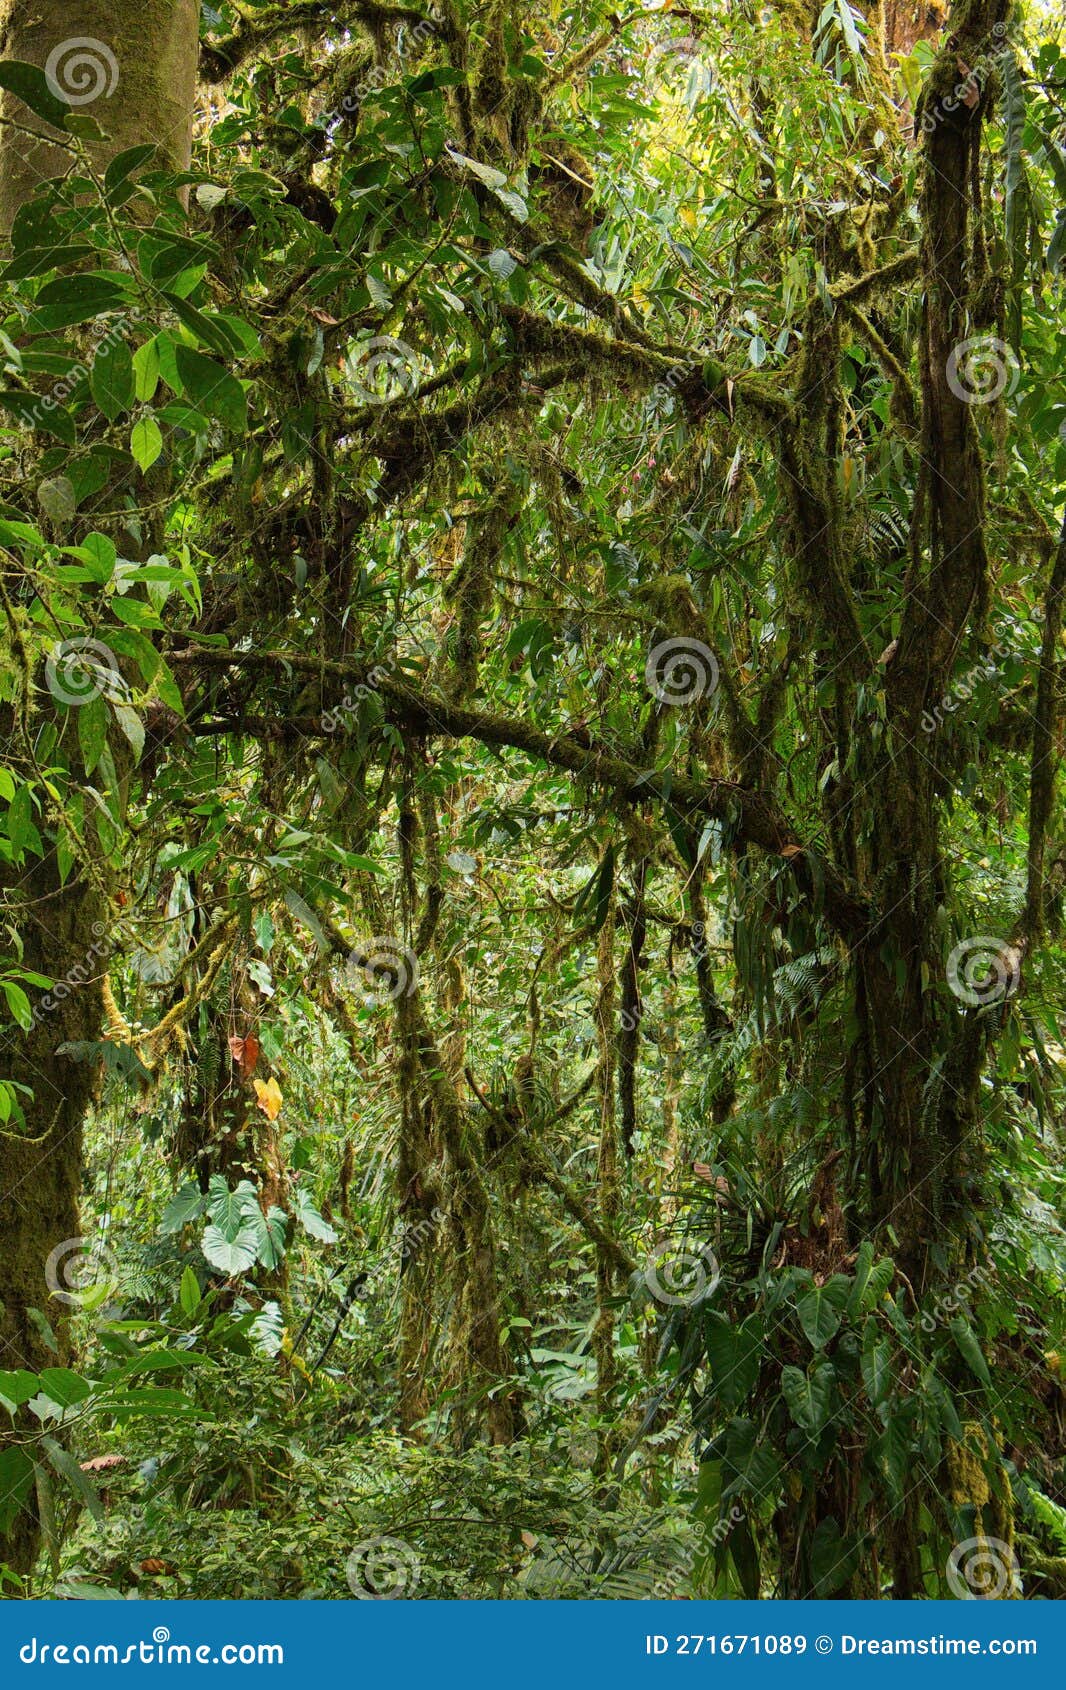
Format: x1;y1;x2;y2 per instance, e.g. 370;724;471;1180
1;0;1066;1601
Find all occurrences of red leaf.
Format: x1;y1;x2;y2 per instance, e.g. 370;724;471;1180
228;1034;260;1078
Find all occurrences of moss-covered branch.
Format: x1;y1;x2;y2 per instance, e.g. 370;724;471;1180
200;1;431;82
168;644;873;941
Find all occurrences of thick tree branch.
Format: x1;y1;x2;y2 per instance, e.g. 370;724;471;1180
167;646;873;940
200;2;431;82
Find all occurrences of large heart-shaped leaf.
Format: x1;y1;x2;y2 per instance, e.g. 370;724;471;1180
797;1276;850;1348
201;1225;258;1277
781;1362;836;1434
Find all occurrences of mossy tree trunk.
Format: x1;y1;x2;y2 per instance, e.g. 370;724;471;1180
0;858;105;1574
0;0;199;1579
864;0;1010;1274
0;0;198;233
763;0;1015;1596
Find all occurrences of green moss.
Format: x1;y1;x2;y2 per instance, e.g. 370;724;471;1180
0;860;105;1572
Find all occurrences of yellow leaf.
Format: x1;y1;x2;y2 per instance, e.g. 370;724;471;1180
254;1076;283;1120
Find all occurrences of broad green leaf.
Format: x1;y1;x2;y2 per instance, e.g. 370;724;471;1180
860;1327;891;1406
38;1367;92;1408
133;338;161;402
201;1224;258;1277
110;702;145;760
703;1313;762;1410
2;979;31;1030
0;1369;40;1412
781;1362;836;1434
494;188;528;221
37;474;77;526
174;345;247;432
722;1415;783;1498
61;530;116;580
77;693;109;776
950;1316;992;1389
446;146;508;188
90;338;134;420
489;248;518;279
2;245;98;280
810;1516;859;1596
244;1204;288;1270
94;1386;194;1418
728;1514;760;1598
0;60;71;127
104;143;156;195
130;416;163;472
0;388;75;443
292;1189;337;1243
35;273;130;315
179;1265;201;1315
797;1277;850;1348
0;1446;35;1533
160;1180;206;1234
162;291;244;357
41;1436;104;1524
849;1249;893;1315
206;1175;259;1241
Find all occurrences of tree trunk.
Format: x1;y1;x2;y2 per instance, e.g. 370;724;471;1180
0;0;198;233
0;858;105;1574
0;0;199;1578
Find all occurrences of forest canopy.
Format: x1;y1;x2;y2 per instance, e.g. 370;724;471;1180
0;0;1065;1602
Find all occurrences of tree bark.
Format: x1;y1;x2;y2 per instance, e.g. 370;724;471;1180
0;0;199;1578
0;859;105;1574
0;0;199;234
